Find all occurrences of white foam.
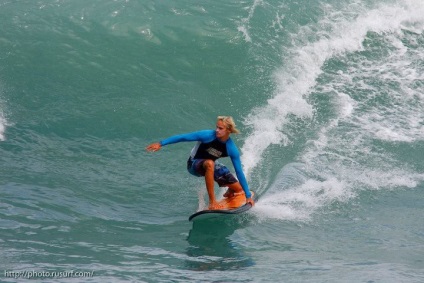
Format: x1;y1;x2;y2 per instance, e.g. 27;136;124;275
0;116;5;141
254;177;353;221
242;0;424;175
237;0;263;43
353;53;424;142
0;105;7;141
244;0;424;221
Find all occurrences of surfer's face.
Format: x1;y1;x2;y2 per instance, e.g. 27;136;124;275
215;121;230;140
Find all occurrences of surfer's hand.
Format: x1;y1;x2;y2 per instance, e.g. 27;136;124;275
246;197;254;206
146;142;161;152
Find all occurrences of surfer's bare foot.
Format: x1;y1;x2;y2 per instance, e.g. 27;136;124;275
208;202;225;210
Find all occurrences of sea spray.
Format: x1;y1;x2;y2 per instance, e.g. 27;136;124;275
243;0;424;221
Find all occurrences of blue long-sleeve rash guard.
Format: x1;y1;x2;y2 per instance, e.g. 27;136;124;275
160;130;252;198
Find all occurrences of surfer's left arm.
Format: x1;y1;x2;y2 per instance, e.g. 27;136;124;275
227;140;254;206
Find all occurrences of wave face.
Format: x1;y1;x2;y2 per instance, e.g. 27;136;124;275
240;0;424;221
1;0;423;282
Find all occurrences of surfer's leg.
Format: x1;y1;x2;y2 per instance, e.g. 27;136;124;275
202;160;223;209
224;182;244;198
223;190;233;198
212;163;241;198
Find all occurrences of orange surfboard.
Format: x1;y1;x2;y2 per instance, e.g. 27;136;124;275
189;192;255;221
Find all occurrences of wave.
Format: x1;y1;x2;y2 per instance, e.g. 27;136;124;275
0;98;7;141
242;0;424;220
0;115;6;141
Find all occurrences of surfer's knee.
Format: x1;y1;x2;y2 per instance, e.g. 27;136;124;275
202;159;215;171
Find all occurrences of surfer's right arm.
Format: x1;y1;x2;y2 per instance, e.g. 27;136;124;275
145;130;214;152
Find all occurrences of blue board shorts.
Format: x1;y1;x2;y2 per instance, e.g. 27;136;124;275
187;158;238;187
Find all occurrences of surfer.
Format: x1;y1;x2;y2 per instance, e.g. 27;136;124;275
146;116;254;210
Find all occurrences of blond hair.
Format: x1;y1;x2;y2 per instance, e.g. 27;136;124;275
217;116;240;134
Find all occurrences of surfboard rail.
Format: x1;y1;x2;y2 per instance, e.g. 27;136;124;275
188;202;252;221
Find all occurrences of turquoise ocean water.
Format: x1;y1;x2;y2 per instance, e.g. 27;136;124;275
1;0;423;282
